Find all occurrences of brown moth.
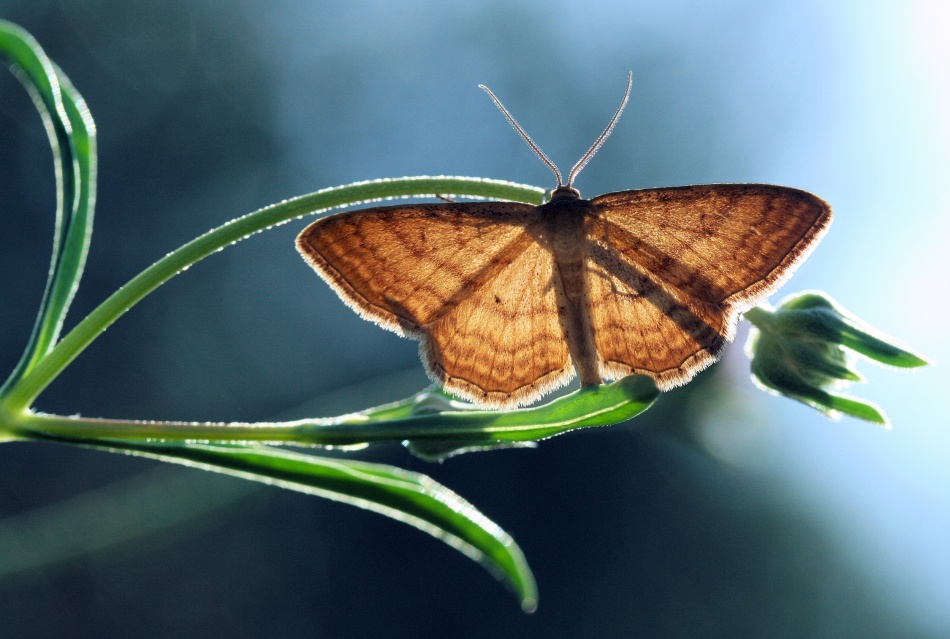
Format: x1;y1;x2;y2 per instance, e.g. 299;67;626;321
296;74;832;408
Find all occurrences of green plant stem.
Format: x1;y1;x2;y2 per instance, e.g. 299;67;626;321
12;375;658;447
1;178;544;413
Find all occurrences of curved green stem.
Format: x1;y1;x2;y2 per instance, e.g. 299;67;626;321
1;178;544;412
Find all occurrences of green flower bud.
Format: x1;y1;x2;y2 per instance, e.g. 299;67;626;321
744;292;928;426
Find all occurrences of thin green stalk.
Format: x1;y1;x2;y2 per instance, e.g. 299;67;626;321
1;178;544;412
15;375;659;448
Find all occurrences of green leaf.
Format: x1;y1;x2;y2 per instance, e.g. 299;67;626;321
0;21;97;394
818;392;888;425
398;376;661;460
36;436;538;611
835;317;929;369
350;375;662;446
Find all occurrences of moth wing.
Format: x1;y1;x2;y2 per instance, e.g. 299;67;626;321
586;184;831;388
298;202;571;406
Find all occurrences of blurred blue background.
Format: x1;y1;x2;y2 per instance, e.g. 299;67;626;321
0;1;947;637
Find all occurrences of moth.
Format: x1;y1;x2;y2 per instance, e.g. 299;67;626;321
297;74;832;408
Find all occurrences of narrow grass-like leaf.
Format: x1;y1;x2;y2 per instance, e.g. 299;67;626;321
0;21;96;393
820;393;888;425
398;376;661;459
313;375;661;448
836;318;929;369
33;435;539;611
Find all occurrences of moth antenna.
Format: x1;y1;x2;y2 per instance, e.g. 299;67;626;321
479;83;564;188
566;71;632;188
